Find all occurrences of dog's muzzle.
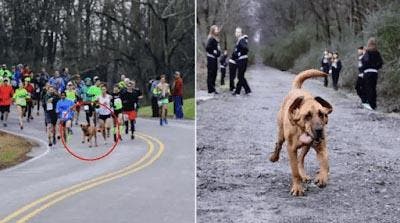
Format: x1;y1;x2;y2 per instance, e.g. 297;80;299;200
313;128;324;143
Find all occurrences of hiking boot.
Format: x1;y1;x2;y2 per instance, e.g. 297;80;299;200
131;134;135;140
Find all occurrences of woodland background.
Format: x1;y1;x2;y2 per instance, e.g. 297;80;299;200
197;0;400;112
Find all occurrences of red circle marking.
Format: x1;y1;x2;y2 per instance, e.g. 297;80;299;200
59;101;121;161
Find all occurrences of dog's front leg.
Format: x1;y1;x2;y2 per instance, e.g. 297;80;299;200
298;146;311;183
314;142;329;188
288;144;304;196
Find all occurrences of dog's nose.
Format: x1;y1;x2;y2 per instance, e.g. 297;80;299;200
315;128;323;139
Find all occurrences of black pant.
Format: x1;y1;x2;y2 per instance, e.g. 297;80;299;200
26;100;33;118
323;68;329;87
151;96;159;117
235;59;251;94
355;77;367;103
363;72;378;109
220;67;226;85
207;58;218;93
229;62;237;91
332;71;340;90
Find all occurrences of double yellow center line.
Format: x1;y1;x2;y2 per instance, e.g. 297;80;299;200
0;132;164;223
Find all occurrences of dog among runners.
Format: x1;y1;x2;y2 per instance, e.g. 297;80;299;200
270;69;333;196
80;123;98;148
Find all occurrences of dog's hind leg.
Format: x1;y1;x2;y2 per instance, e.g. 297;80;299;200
269;123;285;162
298;146;311;183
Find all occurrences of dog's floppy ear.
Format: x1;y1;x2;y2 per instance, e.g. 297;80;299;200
288;96;304;125
315;96;333;114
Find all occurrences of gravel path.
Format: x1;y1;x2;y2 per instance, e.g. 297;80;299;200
197;65;400;223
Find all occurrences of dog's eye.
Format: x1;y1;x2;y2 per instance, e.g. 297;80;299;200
305;112;312;121
318;111;324;118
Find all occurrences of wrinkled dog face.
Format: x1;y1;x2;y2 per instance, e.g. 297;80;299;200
80;124;90;134
289;96;332;144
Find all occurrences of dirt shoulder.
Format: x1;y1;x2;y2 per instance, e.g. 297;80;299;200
0;131;38;170
197;65;400;222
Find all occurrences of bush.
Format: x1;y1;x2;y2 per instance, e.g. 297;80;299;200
262;25;313;70
277;3;400;112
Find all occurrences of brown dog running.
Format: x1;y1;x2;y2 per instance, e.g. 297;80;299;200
270;69;333;196
80;123;98;147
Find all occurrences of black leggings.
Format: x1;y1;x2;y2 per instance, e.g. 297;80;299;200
220;67;226;85
207;58;218;93
229;62;237;91
124;120;135;134
235;59;251;94
363;72;378;109
355;77;367;103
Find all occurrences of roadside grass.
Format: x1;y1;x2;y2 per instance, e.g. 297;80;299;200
138;98;195;120
0;131;38;170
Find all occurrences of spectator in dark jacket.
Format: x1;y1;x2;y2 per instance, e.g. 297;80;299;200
320;50;331;87
172;71;184;119
219;50;228;86
355;46;367;105
233;27;251;96
329;52;342;91
361;37;383;110
206;25;221;94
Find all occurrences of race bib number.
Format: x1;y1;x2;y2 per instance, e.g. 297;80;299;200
62;111;68;119
36;88;40;93
16;98;24;105
46;102;53;111
84;105;89;111
114;98;122;105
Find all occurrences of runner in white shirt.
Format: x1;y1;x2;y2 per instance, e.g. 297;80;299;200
97;85;113;143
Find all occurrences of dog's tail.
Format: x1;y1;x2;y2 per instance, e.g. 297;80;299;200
292;69;327;89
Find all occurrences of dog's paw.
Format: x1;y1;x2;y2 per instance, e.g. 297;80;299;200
290;184;305;196
300;175;311;183
269;152;279;162
314;173;328;188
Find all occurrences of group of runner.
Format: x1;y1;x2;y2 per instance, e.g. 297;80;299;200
0;64;156;147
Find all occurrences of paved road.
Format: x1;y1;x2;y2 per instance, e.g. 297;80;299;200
197;65;400;222
0;107;195;223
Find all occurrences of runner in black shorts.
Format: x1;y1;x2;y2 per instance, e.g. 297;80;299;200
111;85;123;142
98;85;113;144
42;86;60;146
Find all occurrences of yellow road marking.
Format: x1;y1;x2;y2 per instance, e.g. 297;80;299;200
0;132;164;223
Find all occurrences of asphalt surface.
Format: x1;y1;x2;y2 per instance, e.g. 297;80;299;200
197;65;400;222
0;107;195;223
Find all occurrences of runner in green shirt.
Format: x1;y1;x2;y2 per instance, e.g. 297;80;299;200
85;77;102;126
13;82;30;129
0;65;12;79
87;80;102;102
